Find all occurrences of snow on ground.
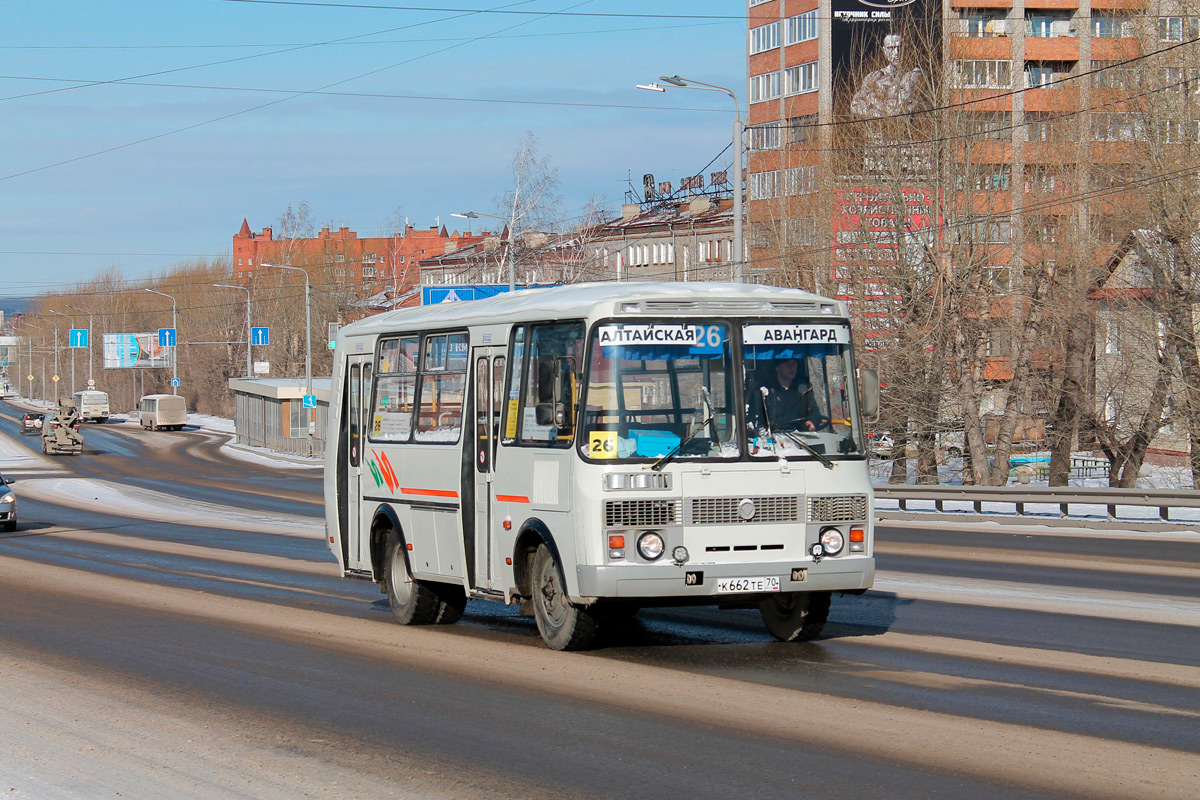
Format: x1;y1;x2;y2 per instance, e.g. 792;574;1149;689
10;474;322;538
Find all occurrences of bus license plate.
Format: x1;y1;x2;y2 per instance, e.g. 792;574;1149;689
716;576;780;594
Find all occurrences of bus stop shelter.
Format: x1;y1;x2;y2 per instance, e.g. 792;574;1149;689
228;377;331;458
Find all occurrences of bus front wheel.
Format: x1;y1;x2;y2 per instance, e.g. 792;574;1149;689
531;544;598;651
759;591;831;642
385;533;448;625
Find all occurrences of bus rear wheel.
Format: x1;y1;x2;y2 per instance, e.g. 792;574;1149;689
759;591;831;642
385;533;448;625
531;544;598;651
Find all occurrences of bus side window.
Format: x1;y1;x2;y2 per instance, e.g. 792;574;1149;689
520;322;584;447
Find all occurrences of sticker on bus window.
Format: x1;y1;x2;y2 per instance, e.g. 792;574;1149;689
504;399;519;438
743;324;850;345
372;415;383;436
589;431;618;459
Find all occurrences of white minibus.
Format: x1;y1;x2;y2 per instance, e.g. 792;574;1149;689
138;394;187;431
324;283;879;650
73;390;110;423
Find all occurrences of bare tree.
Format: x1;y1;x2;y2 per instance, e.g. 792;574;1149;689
494;131;562;276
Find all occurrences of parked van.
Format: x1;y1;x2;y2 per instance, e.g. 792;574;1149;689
73;390;110;423
138;394;187;431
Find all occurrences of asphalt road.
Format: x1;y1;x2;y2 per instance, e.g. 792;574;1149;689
0;399;1196;799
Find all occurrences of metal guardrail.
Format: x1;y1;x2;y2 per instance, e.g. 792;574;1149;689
874;484;1200;526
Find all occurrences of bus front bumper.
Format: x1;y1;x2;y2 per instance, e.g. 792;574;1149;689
574;556;874;600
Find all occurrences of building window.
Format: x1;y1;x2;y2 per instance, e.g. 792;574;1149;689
1025;111;1065;141
985;266;1012;291
785;10;818;45
1026;13;1073;38
956;60;1011;89
967;166;1011;191
788;114;818;144
1024;166;1067;193
964;111;1011;140
1026;63;1072;89
1158;16;1183;42
785;165;816;196
750;71;781;103
750;22;780;54
1029;217;1060;243
748;0;771;6
787;217;816;246
236;258;243;266
961;13;1009;37
335;253;346;263
1092;113;1145;141
965;220;1012;243
784;61;818;95
364;252;378;263
1091;13;1131;38
362;266;377;278
749;123;782;151
750;170;781;200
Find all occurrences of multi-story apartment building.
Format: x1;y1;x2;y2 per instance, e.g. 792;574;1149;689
744;0;1188;290
231;219;489;297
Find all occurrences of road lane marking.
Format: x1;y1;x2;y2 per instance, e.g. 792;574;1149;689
874;571;1200;627
1;556;1196;800
876;540;1200;579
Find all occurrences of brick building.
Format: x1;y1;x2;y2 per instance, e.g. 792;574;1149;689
231;219;492;298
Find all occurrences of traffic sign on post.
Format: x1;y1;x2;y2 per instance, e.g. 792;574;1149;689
52;375;59;383
251;327;270;346
171;378;180;388
69;329;89;348
158;328;177;347
87;378;96;388
303;395;317;409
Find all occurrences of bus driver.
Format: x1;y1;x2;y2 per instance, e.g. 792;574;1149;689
750;357;822;432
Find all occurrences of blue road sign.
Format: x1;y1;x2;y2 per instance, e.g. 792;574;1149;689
302;394;317;409
158;328;177;347
251;327;270;346
171;378;180;388
69;329;89;348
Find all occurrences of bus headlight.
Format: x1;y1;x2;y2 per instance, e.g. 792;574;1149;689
819;527;844;556
637;531;665;561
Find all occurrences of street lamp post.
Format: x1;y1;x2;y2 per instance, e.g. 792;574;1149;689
214;283;253;378
24;322;44;403
49;309;75;396
638;75;745;282
452;211;514;290
66;304;94;386
144;288;178;389
260;262;312;398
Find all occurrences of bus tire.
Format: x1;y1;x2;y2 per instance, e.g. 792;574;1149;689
531;544;598;651
432;584;466;625
759;591;831;642
384;533;444;625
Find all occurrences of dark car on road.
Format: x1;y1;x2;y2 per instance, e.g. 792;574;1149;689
0;472;16;532
20;413;44;435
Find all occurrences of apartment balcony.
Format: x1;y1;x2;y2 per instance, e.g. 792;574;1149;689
1024;36;1079;62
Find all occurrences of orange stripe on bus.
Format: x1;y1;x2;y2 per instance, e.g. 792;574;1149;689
400;487;459;498
495;494;530;503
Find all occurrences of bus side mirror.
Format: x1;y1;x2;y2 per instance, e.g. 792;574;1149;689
552;357;576;433
860;368;880;423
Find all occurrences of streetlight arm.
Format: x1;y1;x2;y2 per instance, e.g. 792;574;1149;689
659;75;741;116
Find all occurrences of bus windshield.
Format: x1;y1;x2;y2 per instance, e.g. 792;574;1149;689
743;322;863;460
580;322;737;461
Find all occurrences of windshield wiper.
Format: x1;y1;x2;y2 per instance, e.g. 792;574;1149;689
774;429;835;469
758;387;834;469
649;415;714;472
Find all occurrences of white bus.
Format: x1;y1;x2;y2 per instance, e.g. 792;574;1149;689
138;394;187;431
324;283;879;650
73;390;110;423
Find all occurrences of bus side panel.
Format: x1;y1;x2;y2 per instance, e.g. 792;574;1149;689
375;443;468;586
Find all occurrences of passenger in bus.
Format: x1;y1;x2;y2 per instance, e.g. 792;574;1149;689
749;357;822;432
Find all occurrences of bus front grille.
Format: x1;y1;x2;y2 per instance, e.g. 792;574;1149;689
604;500;682;528
688;496;800;525
807;495;868;522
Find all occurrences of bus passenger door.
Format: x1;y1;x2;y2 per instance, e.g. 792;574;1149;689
472;348;505;590
345;354;372;570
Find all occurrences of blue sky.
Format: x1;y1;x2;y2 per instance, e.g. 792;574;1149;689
0;0;745;289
